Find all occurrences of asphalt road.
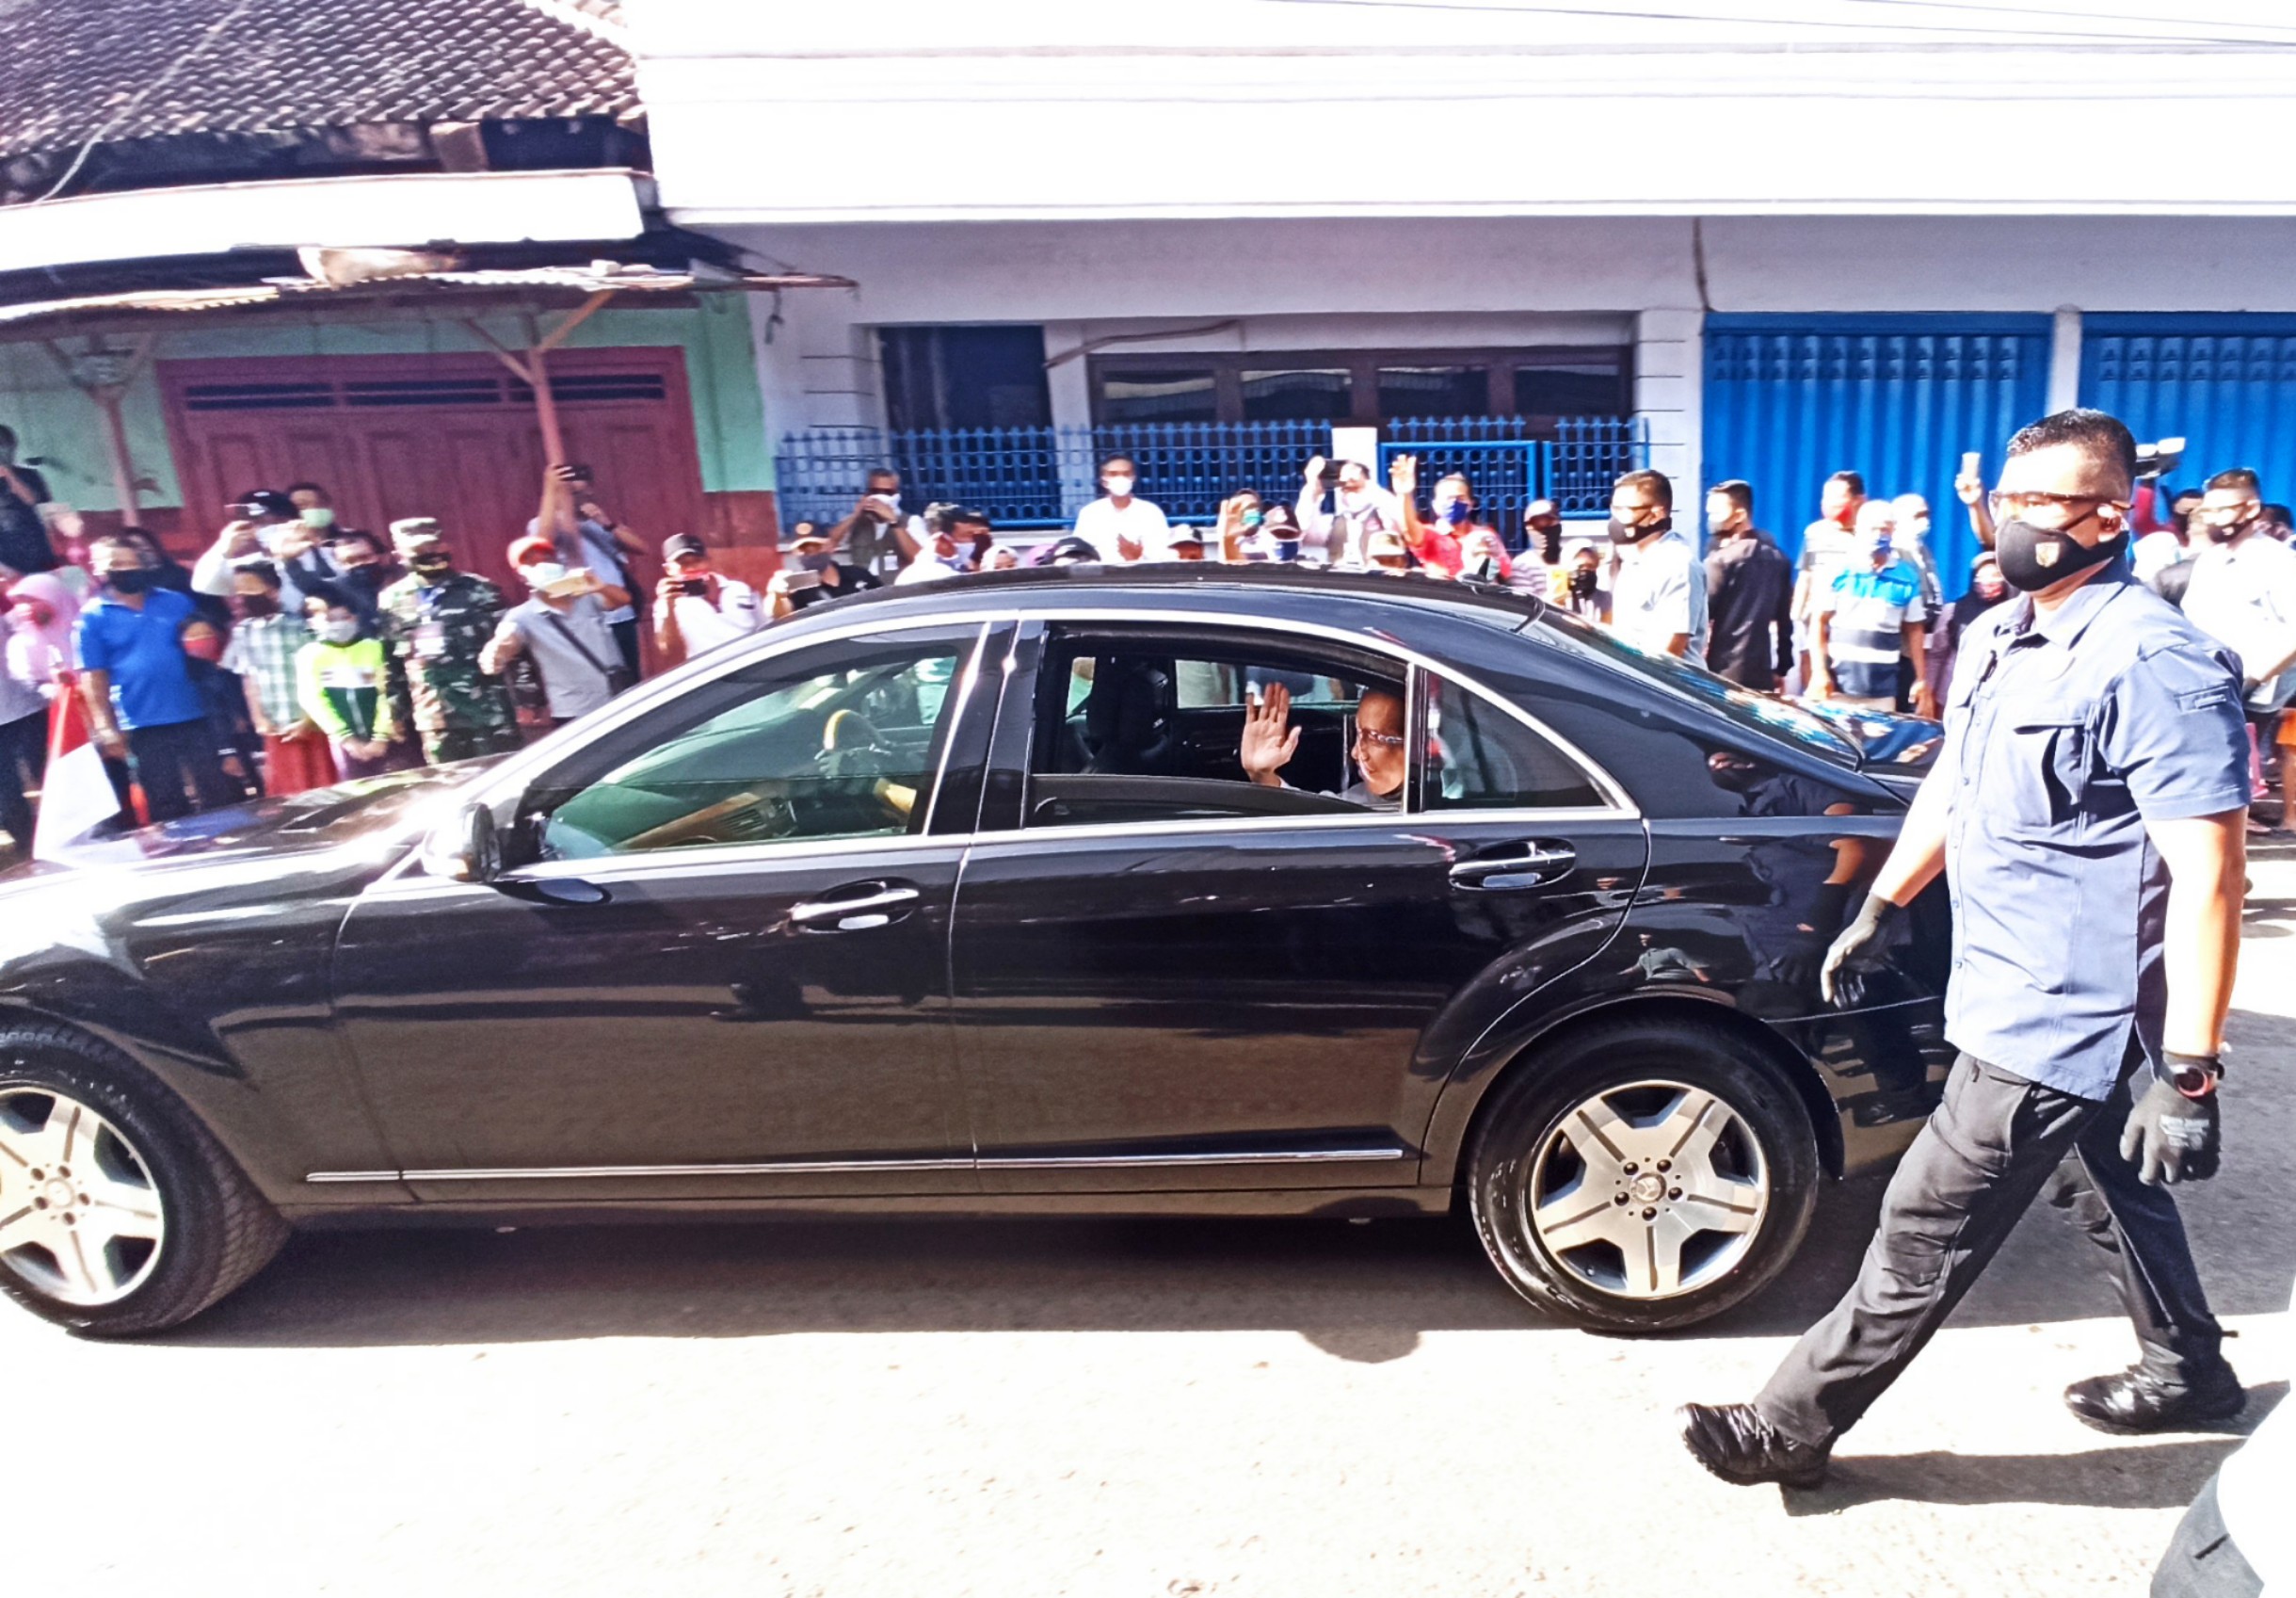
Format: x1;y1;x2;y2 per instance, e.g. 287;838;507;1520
8;862;2293;1597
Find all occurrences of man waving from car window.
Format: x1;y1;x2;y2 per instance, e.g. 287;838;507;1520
1239;681;1405;811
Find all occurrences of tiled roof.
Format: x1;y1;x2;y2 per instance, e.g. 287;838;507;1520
0;0;636;164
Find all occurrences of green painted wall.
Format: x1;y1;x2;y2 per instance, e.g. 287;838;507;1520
0;295;774;513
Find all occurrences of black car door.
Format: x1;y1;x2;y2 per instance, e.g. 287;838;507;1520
331;620;1005;1203
948;618;1649;1193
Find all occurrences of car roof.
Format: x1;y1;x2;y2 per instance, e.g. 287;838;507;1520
802;561;1549;633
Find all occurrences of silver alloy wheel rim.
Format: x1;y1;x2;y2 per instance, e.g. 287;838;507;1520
0;1087;167;1308
1525;1078;1770;1301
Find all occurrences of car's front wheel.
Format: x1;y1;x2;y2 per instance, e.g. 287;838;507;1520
1469;1016;1820;1333
0;1025;288;1336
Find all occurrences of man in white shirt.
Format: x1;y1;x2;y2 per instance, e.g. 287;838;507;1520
652;533;764;665
1295;455;1404;570
1070;456;1170;562
1793;471;1865;687
896;510;974;586
1605;469;1708;663
2181;467;2296;727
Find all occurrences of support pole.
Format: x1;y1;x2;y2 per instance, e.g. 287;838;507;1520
461;293;617;468
43;334;154;524
95;391;139;522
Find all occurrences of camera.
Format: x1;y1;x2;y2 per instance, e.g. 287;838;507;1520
2135;436;2185;482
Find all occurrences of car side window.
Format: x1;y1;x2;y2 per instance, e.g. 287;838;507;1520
521;627;982;860
1028;630;1405;828
1424;671;1605;811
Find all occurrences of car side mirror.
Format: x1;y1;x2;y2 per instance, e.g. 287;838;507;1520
425;801;503;883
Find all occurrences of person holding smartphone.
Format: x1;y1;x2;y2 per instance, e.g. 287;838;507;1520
656;533;771;664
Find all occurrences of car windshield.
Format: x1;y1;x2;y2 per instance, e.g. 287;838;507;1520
1540;610;1863;766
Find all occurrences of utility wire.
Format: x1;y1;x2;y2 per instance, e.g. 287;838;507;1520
1253;0;2296;50
25;0;260;206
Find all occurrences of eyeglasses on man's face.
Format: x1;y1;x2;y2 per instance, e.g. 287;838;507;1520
1354;726;1406;751
1986;490;2127;526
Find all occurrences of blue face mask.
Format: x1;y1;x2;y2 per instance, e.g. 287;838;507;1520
1443;500;1473;528
798;550;834;573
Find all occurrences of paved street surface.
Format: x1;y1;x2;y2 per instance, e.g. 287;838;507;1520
11;864;2293;1597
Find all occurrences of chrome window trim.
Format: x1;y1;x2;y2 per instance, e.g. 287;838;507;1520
308;1145;1408;1185
377;597;1635;889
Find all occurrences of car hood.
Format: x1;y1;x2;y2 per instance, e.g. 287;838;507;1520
1;761;494;881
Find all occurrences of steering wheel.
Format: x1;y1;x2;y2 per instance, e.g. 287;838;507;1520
817;709;916;822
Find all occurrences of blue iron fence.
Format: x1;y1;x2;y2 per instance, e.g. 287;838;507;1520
775;416;1646;538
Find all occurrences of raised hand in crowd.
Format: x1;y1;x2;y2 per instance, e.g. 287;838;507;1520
1239;680;1301;786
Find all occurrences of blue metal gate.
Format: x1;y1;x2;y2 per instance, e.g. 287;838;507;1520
1703;315;2052;591
2080;315;2296;505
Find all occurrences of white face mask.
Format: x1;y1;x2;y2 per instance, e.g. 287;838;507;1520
525;562;568;590
318;619;360;645
1101;476;1133;497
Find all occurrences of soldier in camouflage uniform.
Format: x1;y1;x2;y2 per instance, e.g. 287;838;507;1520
377;518;522;765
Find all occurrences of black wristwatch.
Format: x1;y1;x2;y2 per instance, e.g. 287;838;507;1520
2164;1050;2224;1098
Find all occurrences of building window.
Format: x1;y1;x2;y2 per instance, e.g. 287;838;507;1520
1378;364;1488;419
1100;366;1220;425
881;326;1053;430
1091;347;1630;428
1513;354;1633;422
1241;367;1353;422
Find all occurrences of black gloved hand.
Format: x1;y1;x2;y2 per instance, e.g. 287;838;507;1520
2120;1075;2221;1186
1819;893;1904;1009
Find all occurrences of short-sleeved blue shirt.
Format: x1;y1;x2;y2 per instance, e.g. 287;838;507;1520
1936;566;2249;1100
73;586;205;731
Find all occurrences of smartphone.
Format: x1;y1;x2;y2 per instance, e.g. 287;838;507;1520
870;492;901;515
541;572;591;600
1960;451;1982;477
678;576;710;597
782;569;824;593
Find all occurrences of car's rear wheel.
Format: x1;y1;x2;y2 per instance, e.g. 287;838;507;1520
1469;1016;1820;1333
0;1025;288;1337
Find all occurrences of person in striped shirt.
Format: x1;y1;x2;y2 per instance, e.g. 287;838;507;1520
1810;501;1937;718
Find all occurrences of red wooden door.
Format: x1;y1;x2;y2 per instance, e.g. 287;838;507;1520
159;348;707;600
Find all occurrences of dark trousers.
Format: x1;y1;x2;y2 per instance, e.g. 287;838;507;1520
128;718;236;823
0;707;43;849
609;617;641;680
1757;1051;2222;1449
2153;1474;2262;1598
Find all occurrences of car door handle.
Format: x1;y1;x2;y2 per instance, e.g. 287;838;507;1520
1449;844;1577;890
789;883;922;931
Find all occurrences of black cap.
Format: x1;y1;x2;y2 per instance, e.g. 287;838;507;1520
235;490;295;519
662;533;708;562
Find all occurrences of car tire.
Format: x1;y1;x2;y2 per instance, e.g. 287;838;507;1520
1468;1015;1820;1334
0;1023;289;1337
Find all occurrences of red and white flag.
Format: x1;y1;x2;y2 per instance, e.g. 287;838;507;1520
33;678;124;860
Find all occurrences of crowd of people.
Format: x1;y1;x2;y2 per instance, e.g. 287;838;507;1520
7;422;2296;855
0;454;776;854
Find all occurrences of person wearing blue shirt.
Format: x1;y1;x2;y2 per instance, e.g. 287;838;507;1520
75;534;234;823
1682;411;2252;1490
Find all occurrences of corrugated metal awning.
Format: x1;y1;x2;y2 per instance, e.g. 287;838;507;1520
0;256;853;338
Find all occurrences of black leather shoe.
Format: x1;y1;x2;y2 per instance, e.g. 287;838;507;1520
2064;1361;2246;1434
1678;1402;1831;1489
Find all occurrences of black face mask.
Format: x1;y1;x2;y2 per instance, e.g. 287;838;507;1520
1569;567;1600;598
409;557;453;580
1608;514;1671;545
107;569;151;596
1994;517;2127;592
232;593;279;620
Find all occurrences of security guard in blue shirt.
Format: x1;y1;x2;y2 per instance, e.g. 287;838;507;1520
1681;411;2251;1490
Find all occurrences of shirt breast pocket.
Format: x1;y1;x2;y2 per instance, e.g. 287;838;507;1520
2001;703;2096;833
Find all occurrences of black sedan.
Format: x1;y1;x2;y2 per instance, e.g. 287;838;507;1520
0;565;1952;1336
